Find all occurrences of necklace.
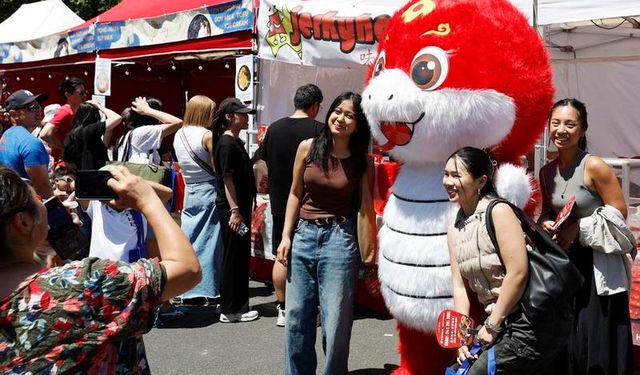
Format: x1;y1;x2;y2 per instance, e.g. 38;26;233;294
560;179;570;199
557;164;571;199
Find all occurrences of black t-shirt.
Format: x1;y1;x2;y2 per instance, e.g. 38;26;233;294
63;121;108;170
215;135;256;215
262;117;322;215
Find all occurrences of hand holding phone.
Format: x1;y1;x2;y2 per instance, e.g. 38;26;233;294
45;196;89;259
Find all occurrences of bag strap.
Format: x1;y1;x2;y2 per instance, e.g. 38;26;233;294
178;128;215;177
129;210;148;261
117;130;133;162
485;199;550;259
449;342;496;375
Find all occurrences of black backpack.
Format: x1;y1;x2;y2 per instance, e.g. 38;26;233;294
485;199;584;321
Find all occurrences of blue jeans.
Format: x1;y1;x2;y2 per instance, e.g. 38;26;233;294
179;181;223;299
285;217;359;375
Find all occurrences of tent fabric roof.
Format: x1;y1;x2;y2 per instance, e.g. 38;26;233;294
537;0;640;25
0;0;84;43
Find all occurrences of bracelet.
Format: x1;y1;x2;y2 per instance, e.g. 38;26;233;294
483;317;504;334
230;207;240;212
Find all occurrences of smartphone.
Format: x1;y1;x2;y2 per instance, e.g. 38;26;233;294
45;197;90;259
75;170;118;200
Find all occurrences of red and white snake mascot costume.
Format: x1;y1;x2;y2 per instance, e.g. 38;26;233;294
361;0;553;373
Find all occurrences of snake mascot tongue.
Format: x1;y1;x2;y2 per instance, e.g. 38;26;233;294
361;0;553;373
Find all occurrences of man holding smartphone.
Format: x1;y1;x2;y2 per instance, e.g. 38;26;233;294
0;90;53;199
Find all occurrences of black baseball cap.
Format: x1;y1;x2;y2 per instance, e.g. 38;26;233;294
5;90;48;110
218;97;256;115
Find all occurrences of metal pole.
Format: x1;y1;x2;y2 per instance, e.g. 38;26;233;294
532;0;549;179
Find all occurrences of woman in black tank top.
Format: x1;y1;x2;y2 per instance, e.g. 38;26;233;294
539;98;631;375
276;92;371;374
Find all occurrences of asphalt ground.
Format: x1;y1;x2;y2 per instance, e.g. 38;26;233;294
144;280;400;374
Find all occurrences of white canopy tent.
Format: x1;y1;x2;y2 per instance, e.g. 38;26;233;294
0;0;84;43
256;0;640;160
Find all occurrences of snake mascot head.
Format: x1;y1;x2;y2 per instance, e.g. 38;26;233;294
361;0;552;373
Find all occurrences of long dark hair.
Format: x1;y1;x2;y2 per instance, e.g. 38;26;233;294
309;92;371;177
446;146;497;199
70;103;101;134
0;167;40;254
549;98;589;150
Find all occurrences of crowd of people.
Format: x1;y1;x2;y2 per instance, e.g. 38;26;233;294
0;76;636;375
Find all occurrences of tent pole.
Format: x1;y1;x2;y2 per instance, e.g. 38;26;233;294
532;0;549;181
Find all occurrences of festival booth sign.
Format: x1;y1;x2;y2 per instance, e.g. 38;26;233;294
0;0;86;64
0;0;253;66
0;0;254;122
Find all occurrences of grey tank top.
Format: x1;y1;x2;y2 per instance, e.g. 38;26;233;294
541;150;604;219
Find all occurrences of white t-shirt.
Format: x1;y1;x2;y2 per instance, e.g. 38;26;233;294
117;125;164;165
86;201;147;262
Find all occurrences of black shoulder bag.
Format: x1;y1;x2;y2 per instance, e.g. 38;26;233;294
485;199;584;321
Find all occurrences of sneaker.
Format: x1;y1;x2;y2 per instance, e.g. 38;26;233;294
219;310;259;323
276;305;286;327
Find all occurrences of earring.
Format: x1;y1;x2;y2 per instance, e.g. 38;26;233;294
477;188;481;196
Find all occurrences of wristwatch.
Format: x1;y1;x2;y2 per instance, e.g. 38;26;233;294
483;317;504;334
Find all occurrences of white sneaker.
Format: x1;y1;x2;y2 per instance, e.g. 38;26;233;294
219;310;259;323
276;305;286;327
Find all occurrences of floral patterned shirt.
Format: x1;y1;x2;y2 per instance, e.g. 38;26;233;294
0;257;165;374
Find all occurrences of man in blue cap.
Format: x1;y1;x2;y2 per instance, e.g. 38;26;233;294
0;89;53;199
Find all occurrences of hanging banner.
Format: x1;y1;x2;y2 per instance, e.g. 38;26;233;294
235;55;254;103
257;0;395;68
256;0;537;68
0;0;252;64
0;26;94;64
94;58;112;96
94;0;252;50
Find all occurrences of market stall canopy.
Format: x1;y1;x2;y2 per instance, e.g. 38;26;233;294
0;0;84;43
0;0;252;67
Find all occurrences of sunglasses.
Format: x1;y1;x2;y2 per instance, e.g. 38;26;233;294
74;90;88;96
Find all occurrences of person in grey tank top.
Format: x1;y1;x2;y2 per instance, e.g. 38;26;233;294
539;98;632;375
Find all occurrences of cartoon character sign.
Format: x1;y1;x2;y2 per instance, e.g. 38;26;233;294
264;6;303;59
361;0;553;373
